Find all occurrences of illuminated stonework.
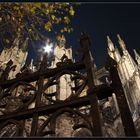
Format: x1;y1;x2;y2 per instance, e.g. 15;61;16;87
107;35;140;118
0;36;28;79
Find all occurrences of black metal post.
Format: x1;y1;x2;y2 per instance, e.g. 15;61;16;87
30;54;47;136
80;32;103;136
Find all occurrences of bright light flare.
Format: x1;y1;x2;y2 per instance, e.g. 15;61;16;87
43;43;53;54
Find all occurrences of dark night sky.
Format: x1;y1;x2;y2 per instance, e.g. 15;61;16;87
63;3;140;68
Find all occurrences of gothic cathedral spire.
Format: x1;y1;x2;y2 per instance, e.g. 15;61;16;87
107;35;115;52
117;34;126;52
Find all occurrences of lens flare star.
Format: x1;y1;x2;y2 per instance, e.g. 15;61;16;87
43;43;53;54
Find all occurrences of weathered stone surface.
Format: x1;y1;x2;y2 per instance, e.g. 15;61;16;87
55;113;74;137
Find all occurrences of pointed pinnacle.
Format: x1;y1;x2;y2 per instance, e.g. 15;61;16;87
117;34;121;41
117;34;126;51
107;35;113;44
107;35;111;41
134;49;140;58
133;49;137;55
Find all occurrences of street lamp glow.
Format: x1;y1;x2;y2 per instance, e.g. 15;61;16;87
43;43;53;54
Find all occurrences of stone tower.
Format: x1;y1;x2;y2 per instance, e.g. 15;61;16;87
50;35;73;101
46;35;74;137
0;35;28;79
107;34;140;116
52;34;72;67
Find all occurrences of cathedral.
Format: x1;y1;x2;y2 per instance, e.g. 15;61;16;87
107;34;140;118
0;34;140;137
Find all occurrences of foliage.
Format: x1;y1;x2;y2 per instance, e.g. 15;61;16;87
0;2;76;48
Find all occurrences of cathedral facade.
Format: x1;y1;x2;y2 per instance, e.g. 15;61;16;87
107;34;140;118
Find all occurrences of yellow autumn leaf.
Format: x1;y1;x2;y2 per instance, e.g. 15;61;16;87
16;7;19;10
66;3;70;5
35;3;41;9
68;28;71;33
44;3;49;7
46;9;49;14
64;16;70;24
30;7;35;14
69;7;75;16
55;18;59;24
60;29;64;33
51;15;55;20
64;27;67;32
45;22;52;32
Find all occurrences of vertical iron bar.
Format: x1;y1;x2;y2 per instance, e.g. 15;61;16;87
80;32;102;136
30;54;47;136
30;76;44;136
19;120;25;136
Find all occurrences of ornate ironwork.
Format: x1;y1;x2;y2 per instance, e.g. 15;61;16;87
0;33;137;137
